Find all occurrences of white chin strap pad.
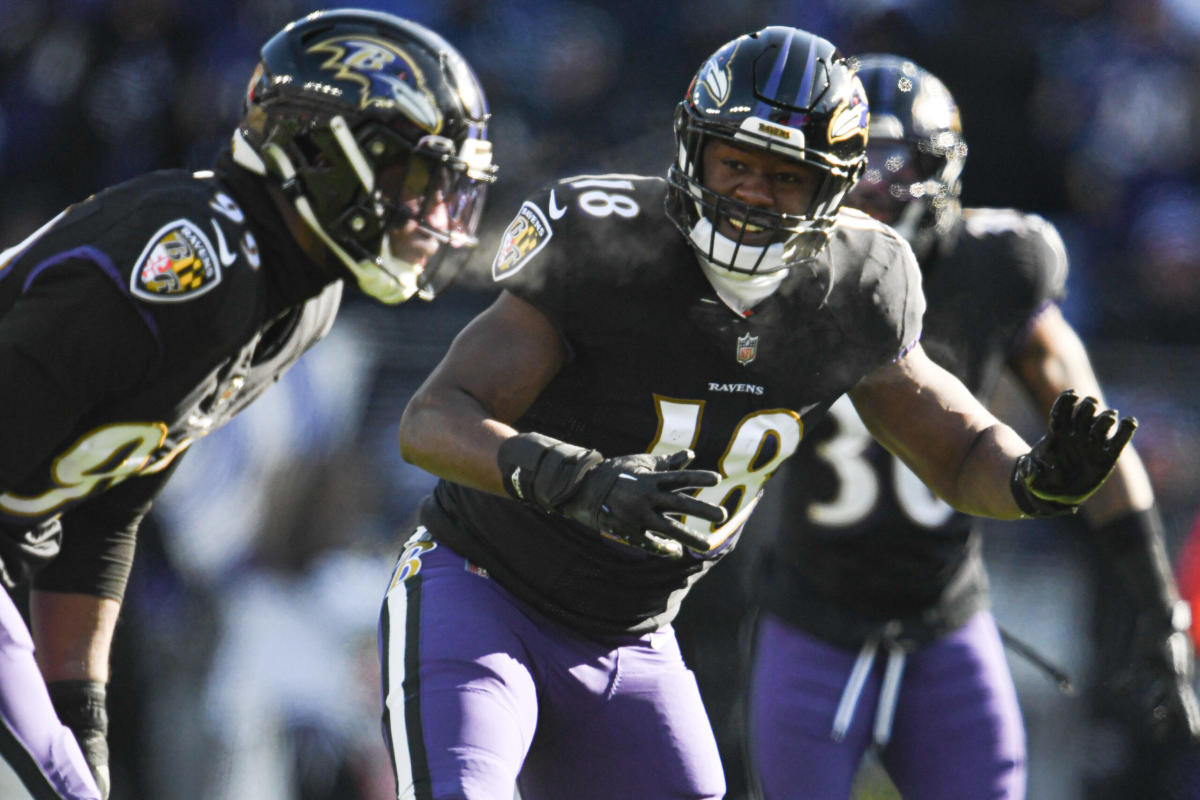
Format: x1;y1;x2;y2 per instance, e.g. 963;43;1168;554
365;237;420;305
689;216;787;273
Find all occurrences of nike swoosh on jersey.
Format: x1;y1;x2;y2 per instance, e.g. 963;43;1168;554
548;191;567;220
211;219;237;267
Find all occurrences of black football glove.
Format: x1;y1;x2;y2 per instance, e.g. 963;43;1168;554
558;450;727;557
1111;610;1200;745
48;679;111;800
1011;390;1137;517
498;432;727;558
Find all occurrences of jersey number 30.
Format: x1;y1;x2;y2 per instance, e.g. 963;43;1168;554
808;396;953;529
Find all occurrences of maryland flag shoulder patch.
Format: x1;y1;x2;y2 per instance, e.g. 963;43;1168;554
492;201;552;282
130;219;222;302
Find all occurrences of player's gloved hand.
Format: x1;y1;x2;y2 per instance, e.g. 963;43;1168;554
1111;608;1200;744
1010;390;1137;517
559;450;728;557
498;432;727;558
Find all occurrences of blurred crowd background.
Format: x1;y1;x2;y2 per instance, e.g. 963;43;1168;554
4;0;1200;798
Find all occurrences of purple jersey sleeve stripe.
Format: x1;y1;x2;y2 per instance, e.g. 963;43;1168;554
22;245;162;349
896;332;922;361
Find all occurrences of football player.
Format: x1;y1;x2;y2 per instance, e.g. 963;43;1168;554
744;55;1200;800
382;28;1136;800
0;9;495;799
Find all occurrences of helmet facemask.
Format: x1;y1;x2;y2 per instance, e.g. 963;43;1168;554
246;111;493;304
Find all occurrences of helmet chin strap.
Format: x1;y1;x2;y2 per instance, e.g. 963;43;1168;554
231;128;268;175
258;140;419;305
377;236;423;302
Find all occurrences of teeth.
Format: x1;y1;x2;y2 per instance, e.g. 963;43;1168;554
728;218;766;233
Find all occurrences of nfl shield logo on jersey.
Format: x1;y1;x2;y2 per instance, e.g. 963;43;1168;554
736;332;758;365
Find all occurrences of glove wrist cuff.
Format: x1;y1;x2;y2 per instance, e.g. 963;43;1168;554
46;679;108;731
496;432;602;510
1010;455;1077;517
47;679;109;791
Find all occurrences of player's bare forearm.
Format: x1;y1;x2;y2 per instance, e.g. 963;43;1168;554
398;291;565;497
399;385;517;496
31;592;121;682
880;412;1031;520
1079;446;1154;522
1009;303;1155;521
1015;333;1155;521
851;345;1031;519
948;423;1031;519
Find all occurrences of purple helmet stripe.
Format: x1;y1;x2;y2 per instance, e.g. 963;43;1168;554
793;35;817;110
750;29;816;125
760;29;793;101
752;29;793;120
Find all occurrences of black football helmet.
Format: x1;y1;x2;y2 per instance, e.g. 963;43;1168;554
234;9;497;303
847;54;966;261
666;26;869;274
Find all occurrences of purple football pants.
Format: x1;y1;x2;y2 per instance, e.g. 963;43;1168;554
0;588;102;800
378;528;725;800
749;610;1026;800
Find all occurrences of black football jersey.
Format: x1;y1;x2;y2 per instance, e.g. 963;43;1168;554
759;207;1069;647
0;153;342;589
422;174;924;635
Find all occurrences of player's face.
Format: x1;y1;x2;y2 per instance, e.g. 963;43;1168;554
377;155;452;267
701;140;822;244
845;141;923;226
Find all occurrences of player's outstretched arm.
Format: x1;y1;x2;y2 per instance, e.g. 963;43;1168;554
848;343;1135;520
